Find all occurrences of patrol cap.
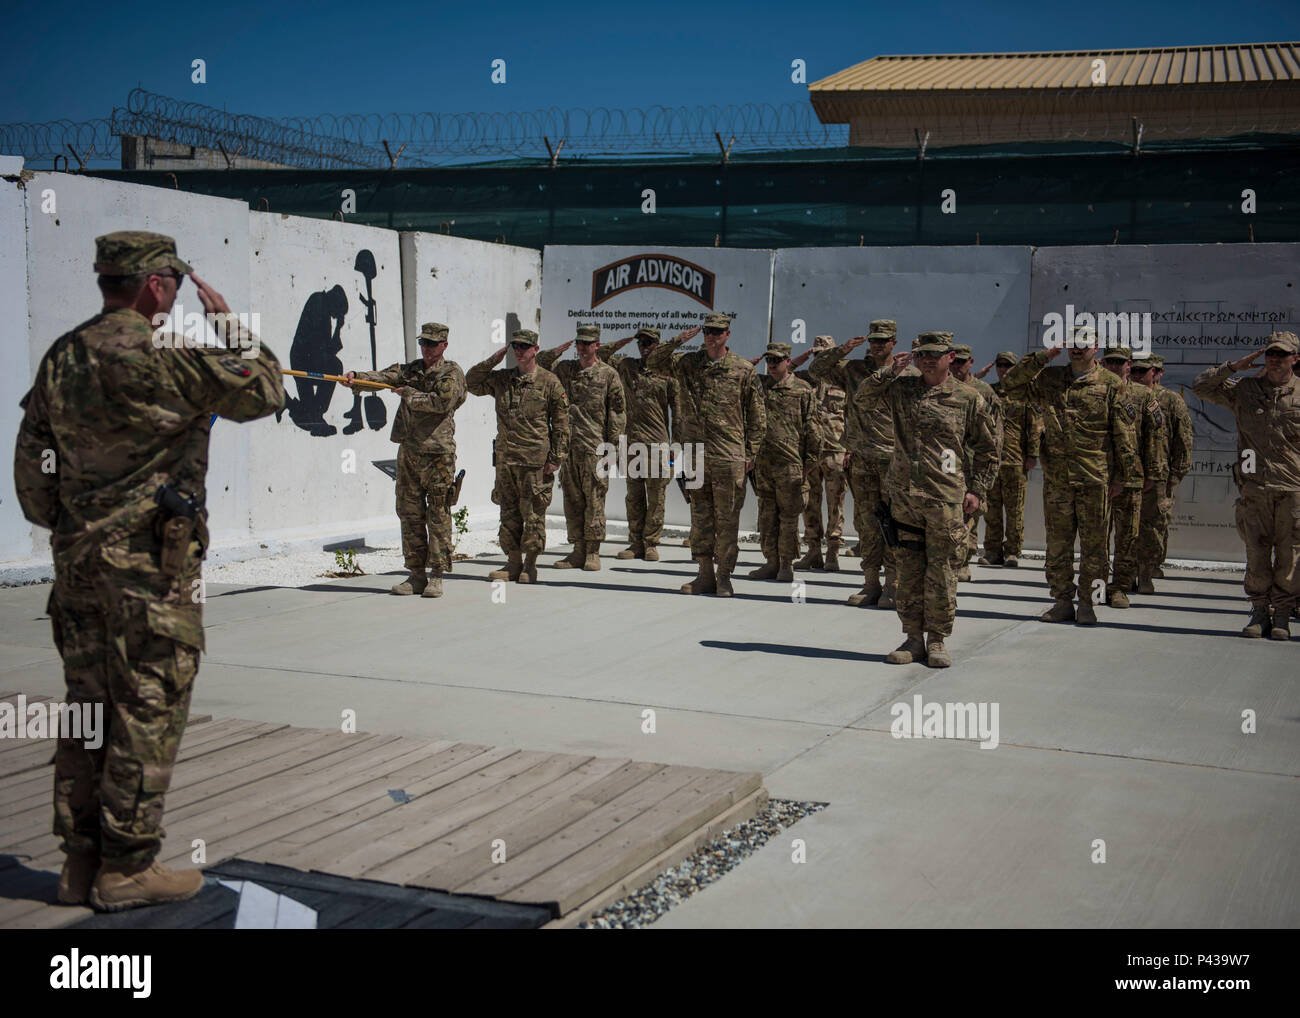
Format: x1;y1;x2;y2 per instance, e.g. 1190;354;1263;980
703;312;731;330
511;329;539;347
94;231;192;276
951;343;973;361
1146;354;1164;368
995;350;1020;365
1102;345;1133;361
417;322;449;344
913;331;954;355
765;343;792;359
1130;356;1155;371
575;324;601;342
813;335;835;351
867;319;897;342
1265;330;1299;354
634;327;660;342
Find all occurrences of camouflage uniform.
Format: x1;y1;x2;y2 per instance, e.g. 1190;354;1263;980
1000;334;1140;615
951;343;1002;573
1101;350;1164;600
648;312;765;590
599;327;676;554
466;331;569;561
985;352;1042;562
809;319;905;602
13;232;285;867
753;344;820;570
795;336;847;562
857;334;997;653
1139;355;1193;574
538;325;626;560
353;323;466;578
1191;332;1300;633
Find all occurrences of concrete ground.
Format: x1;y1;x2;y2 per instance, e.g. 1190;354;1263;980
2;539;1296;928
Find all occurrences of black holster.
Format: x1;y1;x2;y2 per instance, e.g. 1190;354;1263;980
155;484;200;578
875;501;925;552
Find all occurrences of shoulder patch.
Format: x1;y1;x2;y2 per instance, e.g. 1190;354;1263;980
216;355;252;378
1122;401;1138;422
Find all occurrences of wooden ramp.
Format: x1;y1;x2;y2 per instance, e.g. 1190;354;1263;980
0;692;766;928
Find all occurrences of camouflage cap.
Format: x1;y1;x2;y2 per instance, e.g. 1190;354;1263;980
93;230;192;276
634;326;660;342
703;312;731;330
417;322;449;343
1130;357;1155;371
995;350;1020;365
765;343;792;359
1265;330;1299;354
951;343;973;361
511;329;539;347
913;331;954;355
1071;325;1098;346
867;319;897;341
575;324;601;342
1102;345;1133;361
1145;354;1165;368
813;334;835;350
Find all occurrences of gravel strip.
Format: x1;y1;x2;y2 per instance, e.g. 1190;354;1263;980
579;798;827;929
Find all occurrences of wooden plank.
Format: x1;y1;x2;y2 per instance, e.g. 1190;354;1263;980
0;742;55;779
546;785;770;929
456;765;710;902
382;758;657;890
0;769;52;808
232;743;514;865
432;761;666;894
271;750;569;875
504;770;762;914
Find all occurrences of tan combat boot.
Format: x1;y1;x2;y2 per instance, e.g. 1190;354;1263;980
794;542;823;570
1041;598;1075;623
554;540;585;569
518;552;539;583
681;558;716;595
1003;556;1019;568
715;561;734;598
1107;587;1130;609
1241;606;1270;638
886;633;927;665
644;546;660;561
847;578;882;607
926;634;951;668
57;851;99;905
1151;565;1165;578
489;551;522;582
615;544;641;560
391;570;427;595
776;560;794;583
747;558;779;580
955;564;972;582
583;543;601;571
1075;601;1098;626
89;859;205;912
824;542;841;572
1269;608;1292;641
1136;567;1156;595
878;580;897;609
978;553;1003;566
421;571;443;598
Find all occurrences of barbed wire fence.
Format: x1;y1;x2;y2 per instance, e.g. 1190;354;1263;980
0;89;849;170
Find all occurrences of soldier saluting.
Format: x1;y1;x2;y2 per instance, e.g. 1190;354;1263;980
344;322;466;598
14;232;285;911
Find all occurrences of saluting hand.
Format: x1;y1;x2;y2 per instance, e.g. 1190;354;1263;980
976;360;995;379
1044;344;1065;361
845;335;869;352
677;326;702;342
1229;348;1265;372
891;352;913;371
191;273;231;316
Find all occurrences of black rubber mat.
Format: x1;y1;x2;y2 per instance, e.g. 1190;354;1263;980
69;859;550;929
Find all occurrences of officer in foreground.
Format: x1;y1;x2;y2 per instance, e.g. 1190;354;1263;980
15;231;285;910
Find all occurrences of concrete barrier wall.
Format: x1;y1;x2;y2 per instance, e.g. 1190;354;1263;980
0;166;33;567
1028;244;1300;562
400;232;542;516
540;245;776;528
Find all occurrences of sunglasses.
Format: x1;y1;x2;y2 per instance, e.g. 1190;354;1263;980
1265;349;1292;357
764;356;785;364
995;362;1014;368
636;337;656;345
418;338;446;347
702;327;725;336
576;339;599;346
1130;366;1151;373
510;342;533;352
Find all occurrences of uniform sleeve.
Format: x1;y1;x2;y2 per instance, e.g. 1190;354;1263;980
808;347;849;387
466;358;503;397
1169;395;1193;484
406;364;467;415
966;395;998;502
14;377;59;530
1142;397;1167;482
1024;402;1043;459
800;389;820;471
645;337;685;375
853;361;900;403
354;362;405;387
547;381;570;465
537;349;564;373
742;369;766;463
189;342;287;422
604;372;627;445
1107;388;1141;485
596;346;626;370
999;350;1048;402
1190;362;1240;411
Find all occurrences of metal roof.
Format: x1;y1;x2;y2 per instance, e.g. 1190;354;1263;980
810;44;1300;92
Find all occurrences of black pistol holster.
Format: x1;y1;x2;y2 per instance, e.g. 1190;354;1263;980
155;484;200;577
874;501;925;552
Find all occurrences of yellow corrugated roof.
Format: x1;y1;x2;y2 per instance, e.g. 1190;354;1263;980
810;44;1300;91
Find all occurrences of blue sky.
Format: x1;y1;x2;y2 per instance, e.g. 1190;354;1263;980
3;0;1297;124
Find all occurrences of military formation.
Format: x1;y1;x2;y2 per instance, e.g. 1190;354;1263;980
12;231;1298;913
